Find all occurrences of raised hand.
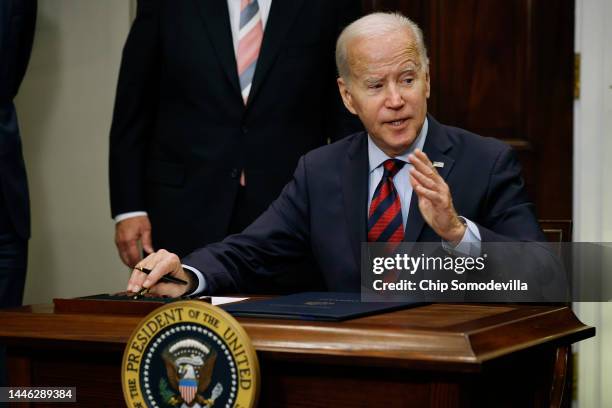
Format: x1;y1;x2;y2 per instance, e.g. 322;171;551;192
408;149;465;245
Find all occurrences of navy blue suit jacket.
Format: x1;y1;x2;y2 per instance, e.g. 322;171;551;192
0;0;36;241
183;115;545;293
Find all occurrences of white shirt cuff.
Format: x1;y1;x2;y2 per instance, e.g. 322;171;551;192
182;264;207;295
441;217;482;257
114;211;148;223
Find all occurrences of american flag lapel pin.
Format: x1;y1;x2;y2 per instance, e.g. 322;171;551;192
433;161;445;168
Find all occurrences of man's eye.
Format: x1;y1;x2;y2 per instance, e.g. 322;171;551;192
403;78;414;85
368;84;383;89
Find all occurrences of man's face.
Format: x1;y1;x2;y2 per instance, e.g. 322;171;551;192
338;29;430;157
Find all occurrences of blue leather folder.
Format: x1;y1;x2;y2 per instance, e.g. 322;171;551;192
221;292;423;321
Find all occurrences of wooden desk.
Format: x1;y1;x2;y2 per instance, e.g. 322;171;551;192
0;303;594;407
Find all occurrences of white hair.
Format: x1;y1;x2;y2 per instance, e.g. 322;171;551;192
335;12;429;81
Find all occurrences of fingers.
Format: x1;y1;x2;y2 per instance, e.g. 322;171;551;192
115;216;153;267
145;250;181;288
126;252;157;292
115;229;141;267
410;174;442;202
122;242;142;268
141;228;154;255
409;149;440;180
409;150;454;212
409;150;443;190
126;266;147;293
126;249;183;295
409;164;437;190
408;151;464;242
116;228;143;268
409;150;443;194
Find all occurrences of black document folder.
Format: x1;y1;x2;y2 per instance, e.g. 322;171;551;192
221;292;422;321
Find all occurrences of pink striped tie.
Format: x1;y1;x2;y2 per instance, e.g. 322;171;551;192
237;0;263;104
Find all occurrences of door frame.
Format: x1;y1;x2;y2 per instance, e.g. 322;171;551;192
573;0;612;407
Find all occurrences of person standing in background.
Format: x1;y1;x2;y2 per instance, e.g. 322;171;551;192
0;0;36;309
109;0;362;286
0;0;36;389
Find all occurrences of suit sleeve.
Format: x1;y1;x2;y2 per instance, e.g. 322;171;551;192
181;156;312;294
468;146;566;301
476;146;546;242
0;0;37;104
324;0;363;142
108;0;161;217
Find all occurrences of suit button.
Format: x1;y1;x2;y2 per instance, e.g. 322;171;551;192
241;125;248;134
230;168;240;178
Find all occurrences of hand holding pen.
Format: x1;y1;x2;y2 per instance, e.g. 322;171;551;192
132;266;188;299
127;249;194;299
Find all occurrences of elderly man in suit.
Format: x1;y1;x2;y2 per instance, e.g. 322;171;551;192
125;12;545;297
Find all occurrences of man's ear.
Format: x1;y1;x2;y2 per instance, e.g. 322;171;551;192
425;70;430;99
337;77;357;115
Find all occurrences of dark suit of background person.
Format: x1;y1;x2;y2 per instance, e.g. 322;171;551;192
181;115;546;294
109;0;363;284
0;0;35;308
0;0;36;390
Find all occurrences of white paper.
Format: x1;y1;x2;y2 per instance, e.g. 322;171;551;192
208;296;249;306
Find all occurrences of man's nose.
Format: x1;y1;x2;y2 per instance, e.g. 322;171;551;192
385;85;404;109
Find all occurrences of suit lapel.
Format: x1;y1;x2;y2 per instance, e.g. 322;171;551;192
194;0;242;99
343;133;369;266
345;121;455;253
404;116;456;242
245;0;305;107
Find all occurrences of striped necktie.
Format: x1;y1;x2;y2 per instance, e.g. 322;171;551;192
368;159;406;242
237;0;263;104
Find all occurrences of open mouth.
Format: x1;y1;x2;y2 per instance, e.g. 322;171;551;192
385;118;408;127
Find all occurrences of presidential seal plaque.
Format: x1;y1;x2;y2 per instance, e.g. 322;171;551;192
122;301;259;408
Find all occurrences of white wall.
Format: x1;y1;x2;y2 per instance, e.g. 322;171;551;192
14;0;133;304
573;0;612;407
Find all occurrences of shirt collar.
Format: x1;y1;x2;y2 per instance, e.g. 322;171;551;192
368;117;429;173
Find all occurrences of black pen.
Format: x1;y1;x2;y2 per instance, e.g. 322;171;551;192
134;266;189;285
